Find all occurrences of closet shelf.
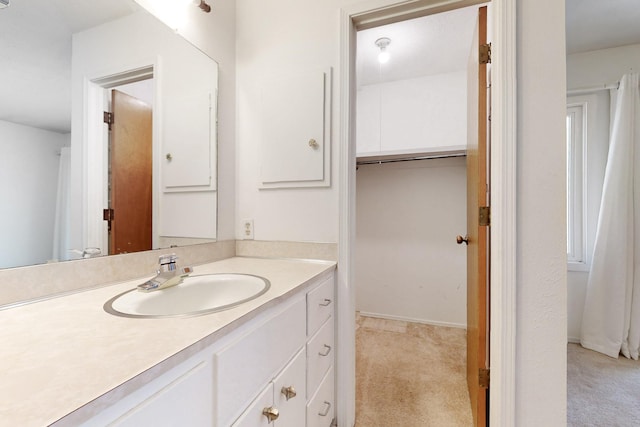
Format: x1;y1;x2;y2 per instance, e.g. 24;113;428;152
356;145;466;165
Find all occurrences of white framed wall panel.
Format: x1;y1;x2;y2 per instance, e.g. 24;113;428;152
260;68;332;189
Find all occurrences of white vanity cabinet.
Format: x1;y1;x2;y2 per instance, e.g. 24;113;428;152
234;273;336;427
76;270;335;427
216;296;307;426
79;349;216;426
305;275;335;427
232;348;306;427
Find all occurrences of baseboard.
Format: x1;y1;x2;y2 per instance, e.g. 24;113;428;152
357;311;467;330
568;336;580;344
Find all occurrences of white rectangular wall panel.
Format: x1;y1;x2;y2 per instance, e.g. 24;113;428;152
260;69;331;188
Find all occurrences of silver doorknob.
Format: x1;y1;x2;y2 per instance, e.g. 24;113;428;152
456;235;469;245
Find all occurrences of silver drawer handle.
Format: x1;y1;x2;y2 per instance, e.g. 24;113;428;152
319;298;332;307
318;401;331;417
318;344;332;357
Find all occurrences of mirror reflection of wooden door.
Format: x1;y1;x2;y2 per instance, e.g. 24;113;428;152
108;89;152;255
466;6;490;427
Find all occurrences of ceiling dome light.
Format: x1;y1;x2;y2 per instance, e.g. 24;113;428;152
375;37;391;64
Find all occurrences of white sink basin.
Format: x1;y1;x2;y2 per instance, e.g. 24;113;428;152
104;273;270;318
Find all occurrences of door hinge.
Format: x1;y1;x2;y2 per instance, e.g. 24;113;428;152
103;208;114;232
103;111;114;130
480;43;491;64
479;368;490;388
479;206;490;226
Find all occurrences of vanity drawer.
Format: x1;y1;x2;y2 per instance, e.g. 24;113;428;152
214;296;306;426
306;316;334;397
307;275;334;336
306;366;335;427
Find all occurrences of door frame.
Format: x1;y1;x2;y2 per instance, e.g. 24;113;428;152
337;0;517;426
83;60;160;254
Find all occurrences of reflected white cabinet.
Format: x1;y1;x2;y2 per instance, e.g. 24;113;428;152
162;56;218;192
78;271;335;427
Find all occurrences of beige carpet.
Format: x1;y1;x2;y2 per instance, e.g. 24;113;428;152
355;314;473;426
568;343;640;426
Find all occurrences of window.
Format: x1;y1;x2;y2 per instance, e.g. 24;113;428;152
566;103;585;265
566;92;609;271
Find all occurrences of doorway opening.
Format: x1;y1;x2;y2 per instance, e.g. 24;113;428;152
352;4;488;426
84;65;158;256
565;0;640;424
339;1;517;426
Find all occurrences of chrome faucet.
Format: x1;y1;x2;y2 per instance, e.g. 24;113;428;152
137;254;193;292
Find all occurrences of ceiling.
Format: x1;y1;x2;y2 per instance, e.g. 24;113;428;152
0;0;138;133
357;0;640;87
356;6;479;87
566;0;640;55
3;1;640;132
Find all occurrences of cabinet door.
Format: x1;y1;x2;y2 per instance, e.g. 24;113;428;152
214;297;306;426
162;51;218;191
232;384;274;427
259;68;331;189
273;348;306;427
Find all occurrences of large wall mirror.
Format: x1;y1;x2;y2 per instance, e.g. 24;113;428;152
0;0;218;270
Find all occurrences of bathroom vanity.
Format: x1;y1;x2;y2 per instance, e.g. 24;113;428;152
0;257;336;427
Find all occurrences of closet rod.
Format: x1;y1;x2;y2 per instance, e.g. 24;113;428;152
356;152;466;166
567;81;619;95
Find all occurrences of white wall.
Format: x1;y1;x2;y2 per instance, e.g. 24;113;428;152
567;43;640;90
516;0;567;424
235;0;569;424
355;158;467;327
357;71;467;155
566;43;640;341
0;120;69;268
235;0;341;243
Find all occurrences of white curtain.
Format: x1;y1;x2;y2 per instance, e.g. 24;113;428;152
52;147;71;262
581;73;640;359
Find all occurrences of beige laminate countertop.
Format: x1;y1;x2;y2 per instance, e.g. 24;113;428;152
0;257;335;427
